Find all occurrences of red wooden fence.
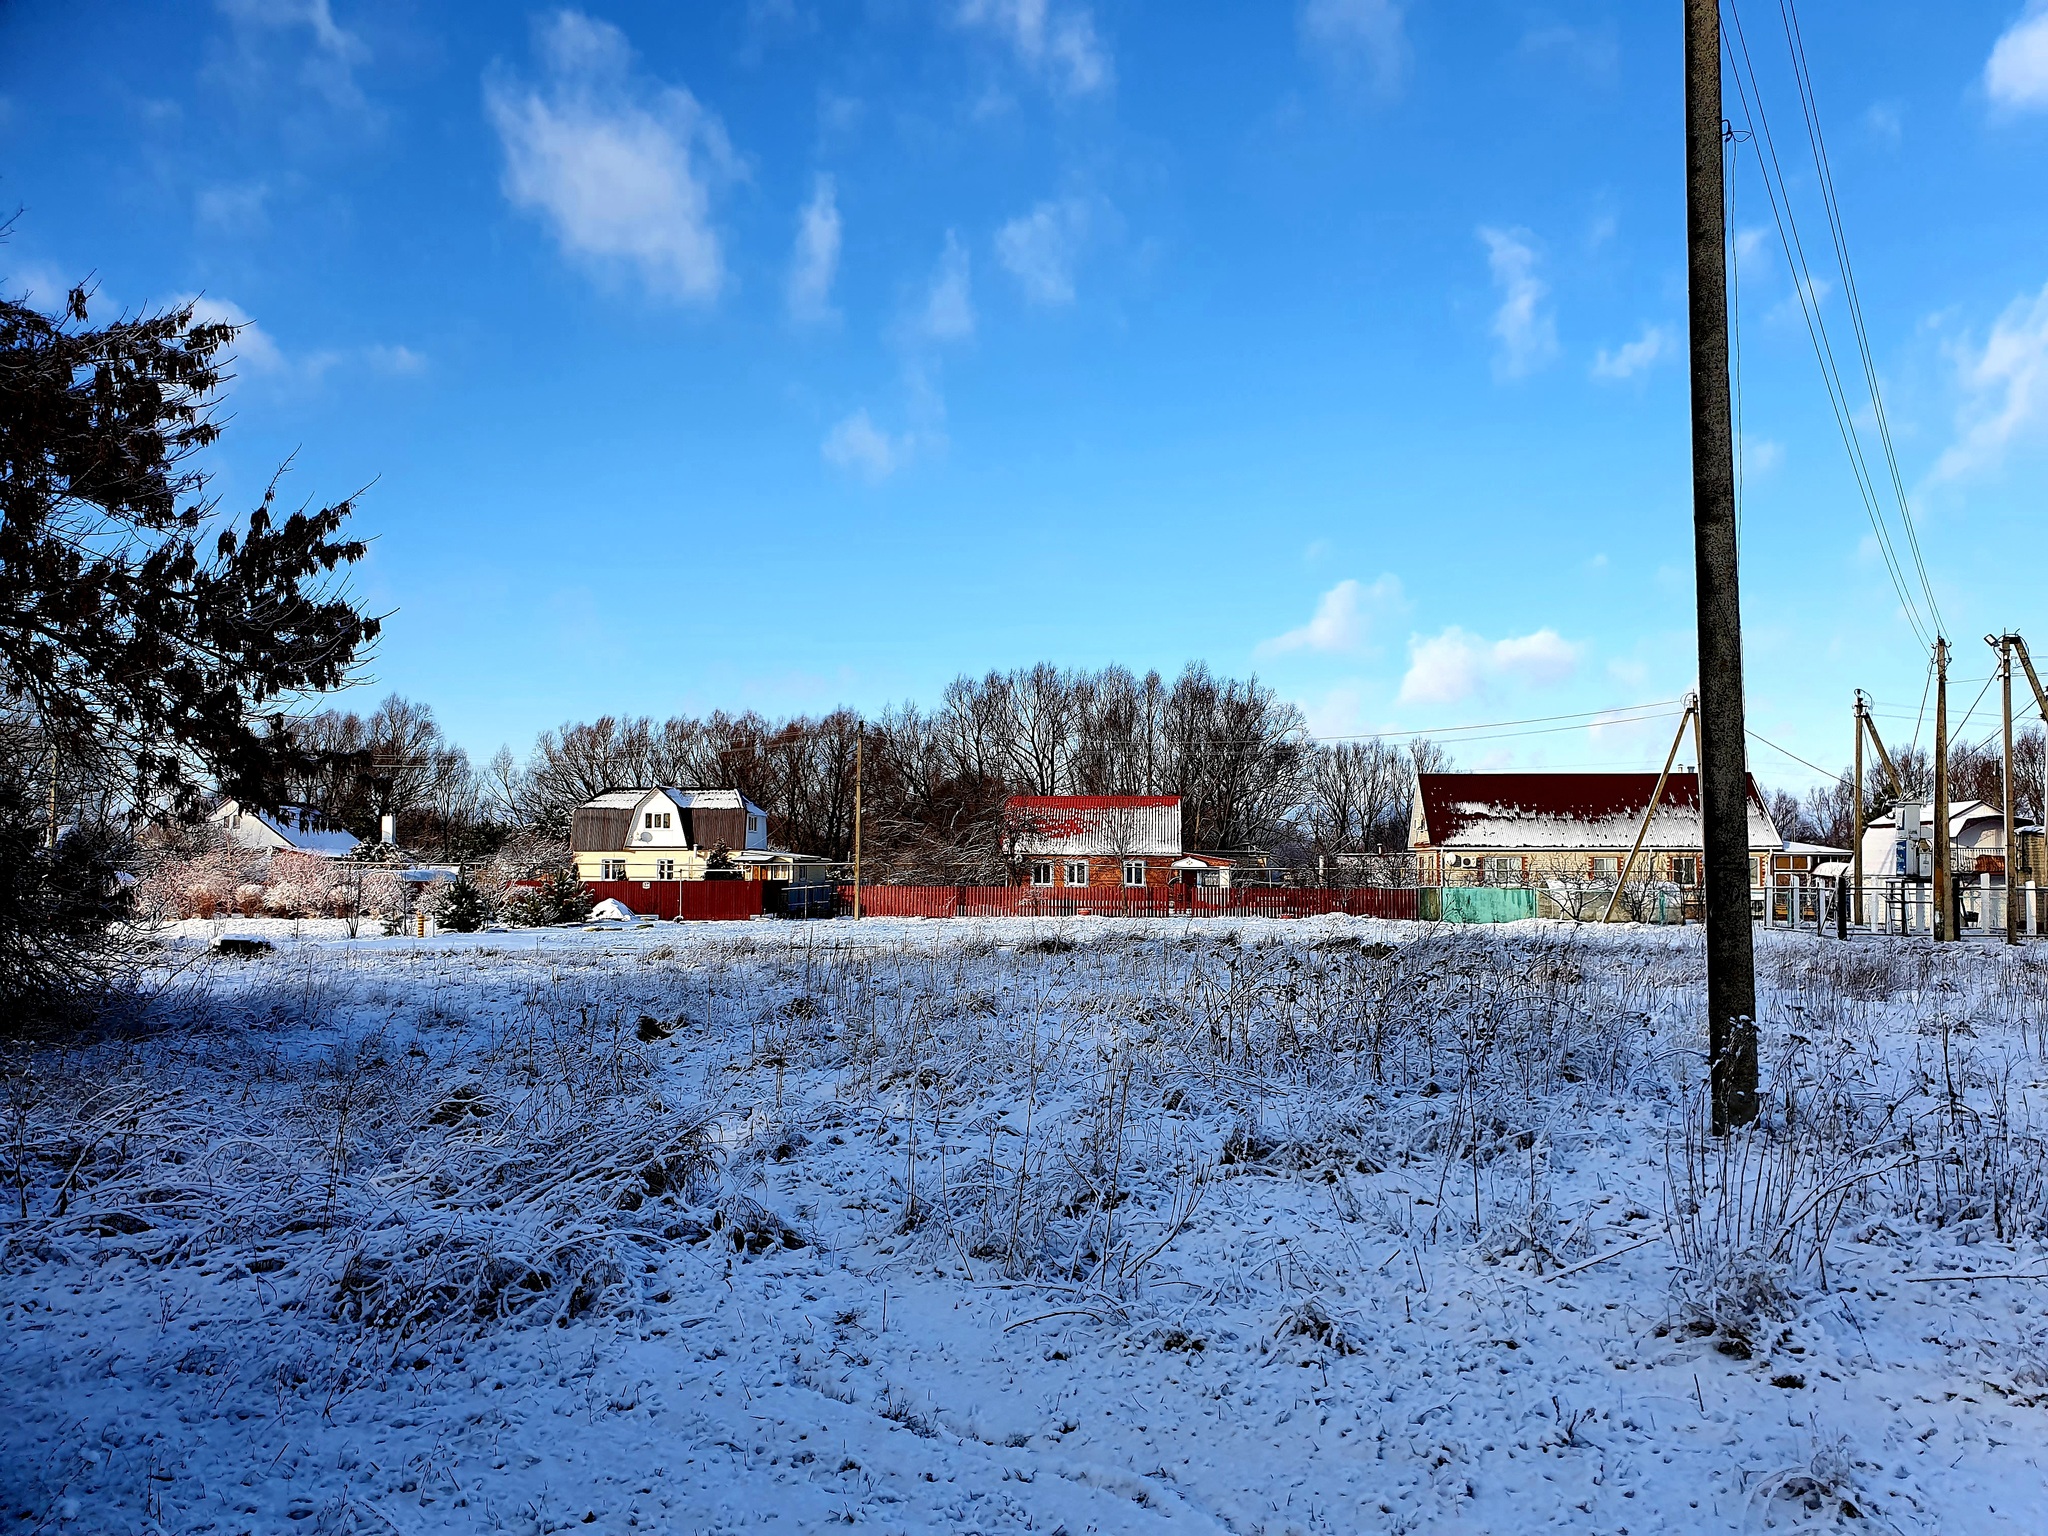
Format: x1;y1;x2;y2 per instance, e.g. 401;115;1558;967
581;879;762;921
838;885;1421;922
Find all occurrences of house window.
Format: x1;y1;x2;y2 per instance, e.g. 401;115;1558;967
1591;856;1619;880
1670;855;1700;886
1031;861;1054;886
1123;860;1147;888
1064;860;1089;886
645;812;672;830
1485;856;1523;884
601;859;626;881
656;859;675;880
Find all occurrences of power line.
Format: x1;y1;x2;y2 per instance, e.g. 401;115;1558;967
1777;0;1943;636
1747;727;1838;779
1720;0;1935;647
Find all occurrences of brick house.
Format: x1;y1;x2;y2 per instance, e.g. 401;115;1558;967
1409;770;1782;889
1003;795;1189;890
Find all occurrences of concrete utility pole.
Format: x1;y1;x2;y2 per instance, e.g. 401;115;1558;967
852;723;864;922
1684;0;1758;1131
1933;637;1951;941
1852;692;1866;928
1997;635;2017;944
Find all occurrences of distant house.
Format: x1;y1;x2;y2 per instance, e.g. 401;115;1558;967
208;799;360;859
1858;799;2005;882
570;788;830;885
1409;771;1782;890
1004;795;1190;890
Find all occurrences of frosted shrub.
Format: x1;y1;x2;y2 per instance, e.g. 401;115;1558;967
234;882;266;916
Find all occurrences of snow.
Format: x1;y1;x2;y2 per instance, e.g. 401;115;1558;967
6;917;2047;1534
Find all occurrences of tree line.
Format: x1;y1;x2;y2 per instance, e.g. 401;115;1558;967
273;663;1453;882
268;676;2046;881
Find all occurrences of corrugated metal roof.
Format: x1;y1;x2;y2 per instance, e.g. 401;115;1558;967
1004;795;1183;856
1006;795;1181;810
1413;771;1780;852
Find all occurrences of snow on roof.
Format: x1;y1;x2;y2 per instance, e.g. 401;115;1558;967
213;799;360;857
1862;799;2002;832
1413;771;1780;853
582;788;767;816
656;788;765;815
1004;796;1182;856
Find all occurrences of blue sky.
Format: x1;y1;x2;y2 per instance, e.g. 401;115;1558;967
6;2;2048;786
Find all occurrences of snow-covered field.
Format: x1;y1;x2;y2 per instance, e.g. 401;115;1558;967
5;916;2047;1535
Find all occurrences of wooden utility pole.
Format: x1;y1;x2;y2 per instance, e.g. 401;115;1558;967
1684;0;1758;1131
1603;697;1697;924
852;722;864;921
1852;692;1866;928
1933;638;1951;941
1997;635;2017;944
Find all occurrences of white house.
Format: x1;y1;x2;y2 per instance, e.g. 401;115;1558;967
1857;799;2005;881
208;800;361;859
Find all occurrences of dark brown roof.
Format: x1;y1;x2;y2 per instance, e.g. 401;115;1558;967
1413;771;1777;851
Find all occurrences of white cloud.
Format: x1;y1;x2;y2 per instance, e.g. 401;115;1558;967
485;10;738;303
956;0;1111;96
1987;2;2048;111
196;181;269;233
822;409;912;482
1258;576;1406;657
995;198;1088;306
1397;625;1582;706
1744;438;1784;476
1300;0;1408;94
1933;278;2048;480
1591;323;1674;381
786;173;841;324
215;0;369;111
917;231;977;342
366;343;427;376
1478;226;1557;381
180;294;286;373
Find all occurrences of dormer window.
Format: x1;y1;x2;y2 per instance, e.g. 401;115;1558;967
644;811;672;829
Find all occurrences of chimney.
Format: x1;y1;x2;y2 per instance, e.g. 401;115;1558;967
380;812;396;845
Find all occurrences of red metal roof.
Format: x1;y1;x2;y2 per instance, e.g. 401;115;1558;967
1414;771;1774;849
1004;795;1181;809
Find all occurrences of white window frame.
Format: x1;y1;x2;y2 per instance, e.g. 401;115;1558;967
1064;859;1089;887
1590;856;1619;880
1670;855;1700;886
601;859;626;881
1123;860;1147;888
656;858;675;880
1031;861;1054;887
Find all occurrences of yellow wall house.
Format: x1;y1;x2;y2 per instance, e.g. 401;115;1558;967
570;788;832;885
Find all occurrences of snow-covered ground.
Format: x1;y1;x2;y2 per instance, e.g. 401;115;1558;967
5;917;2047;1535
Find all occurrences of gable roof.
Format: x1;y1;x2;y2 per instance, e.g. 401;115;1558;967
1004;795;1183;856
1413;771;1780;853
1862;798;2002;832
211;799;360;857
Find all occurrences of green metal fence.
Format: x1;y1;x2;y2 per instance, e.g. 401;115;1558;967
1417;887;1540;924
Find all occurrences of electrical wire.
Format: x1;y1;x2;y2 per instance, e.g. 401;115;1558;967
1747;727;1839;779
1778;0;1943;637
1721;0;1934;647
